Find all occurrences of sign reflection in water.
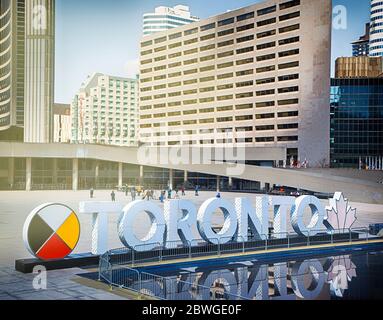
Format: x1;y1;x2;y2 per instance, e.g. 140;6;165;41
138;255;357;300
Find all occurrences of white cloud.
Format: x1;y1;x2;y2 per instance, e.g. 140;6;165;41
123;58;139;78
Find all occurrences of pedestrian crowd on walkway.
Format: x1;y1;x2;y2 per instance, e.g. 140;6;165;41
88;184;222;203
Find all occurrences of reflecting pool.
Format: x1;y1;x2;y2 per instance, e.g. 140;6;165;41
135;249;383;300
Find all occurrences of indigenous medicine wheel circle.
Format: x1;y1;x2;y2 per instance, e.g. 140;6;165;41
23;203;80;260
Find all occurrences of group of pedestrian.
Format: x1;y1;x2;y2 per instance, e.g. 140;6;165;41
143;189;155;201
88;184;210;203
89;186;128;202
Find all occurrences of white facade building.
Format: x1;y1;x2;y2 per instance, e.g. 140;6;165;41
370;0;383;57
71;73;139;147
143;5;199;36
139;0;332;166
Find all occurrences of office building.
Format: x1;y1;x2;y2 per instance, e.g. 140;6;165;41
370;0;383;57
335;56;383;78
53;103;71;143
330;78;383;168
139;0;332;166
23;0;55;143
71;73;139;147
143;5;199;36
351;23;370;57
0;0;55;143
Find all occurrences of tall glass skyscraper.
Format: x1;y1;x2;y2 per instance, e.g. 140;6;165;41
143;5;199;36
370;0;383;57
330;78;383;168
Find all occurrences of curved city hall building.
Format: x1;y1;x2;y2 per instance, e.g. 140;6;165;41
370;0;383;56
0;0;13;131
0;0;55;142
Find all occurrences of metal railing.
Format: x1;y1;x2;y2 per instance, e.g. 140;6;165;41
99;227;373;298
108;270;251;301
162;241;191;261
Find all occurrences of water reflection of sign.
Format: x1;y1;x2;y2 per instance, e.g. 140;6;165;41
137;256;358;300
327;256;357;298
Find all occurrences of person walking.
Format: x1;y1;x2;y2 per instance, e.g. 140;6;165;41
181;186;185;196
195;185;199;196
90;188;94;199
216;192;221;199
168;188;172;199
131;187;136;201
111;190;116;202
159;191;165;203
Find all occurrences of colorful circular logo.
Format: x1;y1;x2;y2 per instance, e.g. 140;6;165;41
23;203;80;261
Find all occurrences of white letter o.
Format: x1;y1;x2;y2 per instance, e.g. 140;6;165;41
118;200;165;251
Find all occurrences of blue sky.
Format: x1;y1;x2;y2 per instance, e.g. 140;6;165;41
55;0;372;103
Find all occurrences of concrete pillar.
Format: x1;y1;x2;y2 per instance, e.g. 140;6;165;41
95;161;99;187
169;169;174;190
72;158;79;191
216;176;220;192
8;158;14;189
260;181;266;191
139;165;144;186
229;177;233;189
26;158;32;191
184;170;188;183
118;162;123;189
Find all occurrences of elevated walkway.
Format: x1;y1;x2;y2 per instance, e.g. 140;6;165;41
0;142;382;204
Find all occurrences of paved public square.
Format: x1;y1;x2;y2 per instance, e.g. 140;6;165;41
0;189;382;300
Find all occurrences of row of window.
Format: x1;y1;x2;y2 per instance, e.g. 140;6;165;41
371;1;383;9
146;135;299;145
141;23;300;55
141;36;300;66
141;74;299;94
371;8;383;15
140;99;299;111
140;85;299;102
140;111;299;128
140;107;301;121
142;123;298;136
141;49;299;75
141;61;299;85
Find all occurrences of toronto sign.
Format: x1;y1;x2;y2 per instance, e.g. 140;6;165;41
23;192;357;260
